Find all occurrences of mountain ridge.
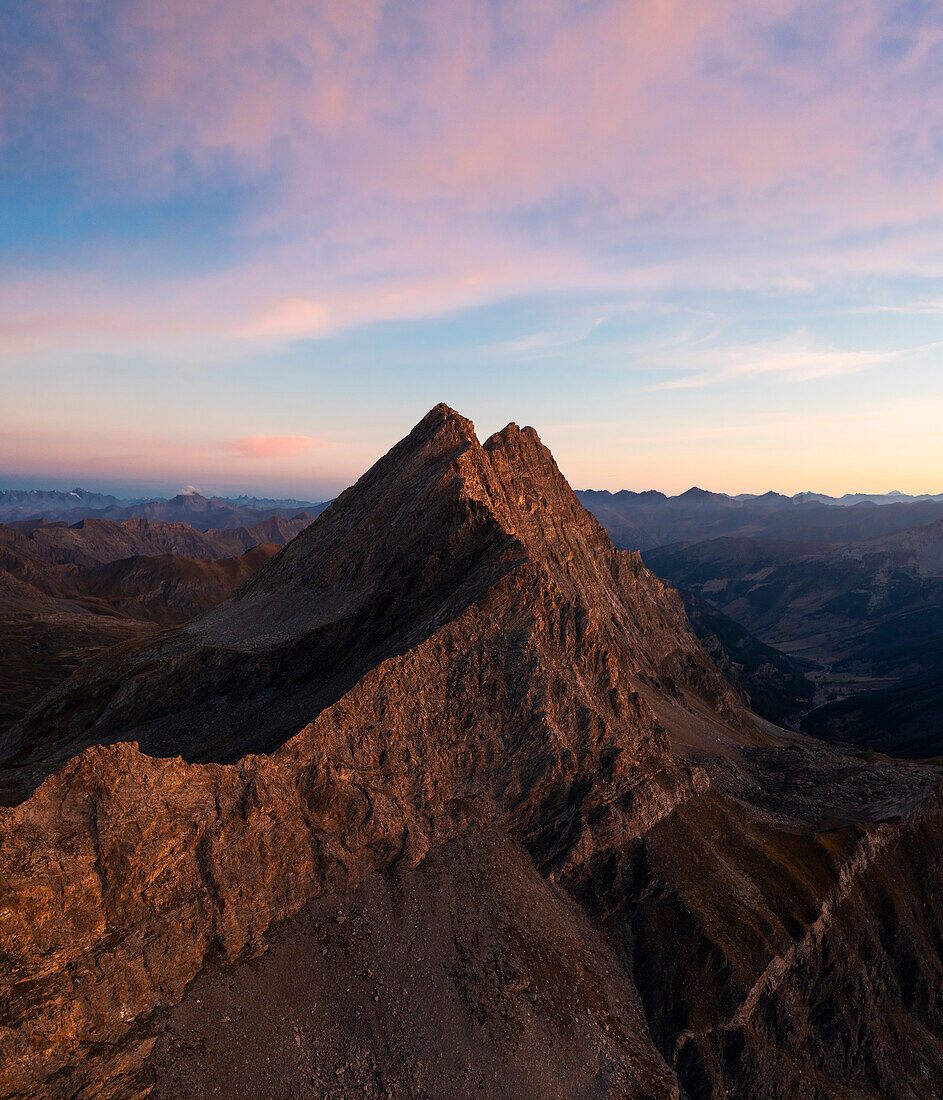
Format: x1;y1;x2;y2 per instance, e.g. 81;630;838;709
1;404;730;1095
577;487;943;551
1;404;742;798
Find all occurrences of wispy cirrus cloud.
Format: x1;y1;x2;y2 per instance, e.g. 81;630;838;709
2;0;943;354
649;333;905;390
861;300;943;316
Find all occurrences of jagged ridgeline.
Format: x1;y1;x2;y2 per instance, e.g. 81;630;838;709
2;405;943;1100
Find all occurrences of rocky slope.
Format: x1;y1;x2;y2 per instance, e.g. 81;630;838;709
147;831;679;1100
1;405;942;1100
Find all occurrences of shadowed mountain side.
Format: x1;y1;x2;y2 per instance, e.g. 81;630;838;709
803;673;943;757
596;784;943;1099
0;618;148;744
1;405;743;804
674;590;817;728
0;514;312;737
80;545;279;626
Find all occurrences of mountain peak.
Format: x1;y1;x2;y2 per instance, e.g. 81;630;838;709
410;402;478;445
425;400;471;424
7;403;736;790
676;486;723;502
199;405;606;649
483;419;545;456
0;405;757;1100
8;410;943;1100
11;404;737;781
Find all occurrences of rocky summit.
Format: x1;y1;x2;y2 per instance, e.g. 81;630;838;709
2;405;943;1099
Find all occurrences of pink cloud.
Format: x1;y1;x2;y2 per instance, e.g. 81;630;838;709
17;0;942;221
223;435;337;458
0;427;354;495
2;0;943;352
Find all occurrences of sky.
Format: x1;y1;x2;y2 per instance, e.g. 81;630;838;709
1;0;942;499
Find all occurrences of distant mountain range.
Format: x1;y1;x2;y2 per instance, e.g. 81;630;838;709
0;487;330;527
568;482;943;757
222;493;325;510
0;487;132;518
577;487;943;551
5;477;942;756
792;490;943;506
6;484;940;531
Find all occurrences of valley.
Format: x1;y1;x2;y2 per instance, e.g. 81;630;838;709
0;515;312;740
641;523;943;755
